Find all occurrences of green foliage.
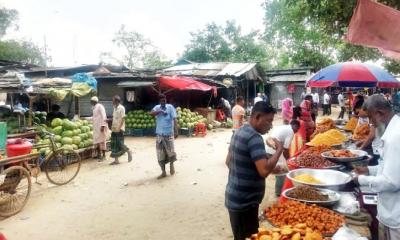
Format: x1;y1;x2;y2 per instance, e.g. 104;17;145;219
384;59;400;75
0;40;45;65
0;7;45;65
263;0;400;70
182;21;271;68
101;25;171;69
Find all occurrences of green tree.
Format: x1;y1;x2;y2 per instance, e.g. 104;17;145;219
263;0;400;71
102;25;171;69
0;40;45;65
182;21;271;68
0;7;46;65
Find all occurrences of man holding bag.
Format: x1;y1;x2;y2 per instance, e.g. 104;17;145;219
266;120;300;196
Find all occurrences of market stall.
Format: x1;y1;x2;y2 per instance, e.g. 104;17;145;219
261;117;375;239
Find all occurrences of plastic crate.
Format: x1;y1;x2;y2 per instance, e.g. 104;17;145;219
124;129;132;136
131;129;144;137
179;128;194;137
144;128;156;136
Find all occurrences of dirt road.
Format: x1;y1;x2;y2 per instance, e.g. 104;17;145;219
1;128;279;240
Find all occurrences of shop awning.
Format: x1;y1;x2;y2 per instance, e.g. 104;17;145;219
117;81;154;88
159;76;217;96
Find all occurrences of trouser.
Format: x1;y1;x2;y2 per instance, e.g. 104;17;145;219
323;104;329;115
338;106;345;119
228;205;259;240
328;104;332;115
380;224;400;240
275;175;285;196
312;103;318;116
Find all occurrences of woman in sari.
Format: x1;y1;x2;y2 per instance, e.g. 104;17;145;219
281;98;293;124
289;106;307;157
300;97;315;142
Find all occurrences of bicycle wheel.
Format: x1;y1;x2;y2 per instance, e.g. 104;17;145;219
0;166;32;217
45;149;81;185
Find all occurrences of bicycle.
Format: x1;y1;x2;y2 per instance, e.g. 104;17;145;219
0;129;81;217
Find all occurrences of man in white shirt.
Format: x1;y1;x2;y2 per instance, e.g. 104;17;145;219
266;120;300;196
311;91;319;116
354;95;400;239
323;90;331;116
337;91;345;119
110;95;132;165
254;93;263;104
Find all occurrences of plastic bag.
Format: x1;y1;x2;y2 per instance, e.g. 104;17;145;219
332;226;368;240
265;138;289;175
333;192;360;215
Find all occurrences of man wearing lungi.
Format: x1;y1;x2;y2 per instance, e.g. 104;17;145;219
151;94;178;179
110;95;132;165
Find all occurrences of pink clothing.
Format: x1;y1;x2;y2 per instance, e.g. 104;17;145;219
92;103;108;145
300;100;315;140
346;0;400;60
282;98;293;122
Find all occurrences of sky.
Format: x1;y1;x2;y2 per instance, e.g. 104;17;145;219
1;0;266;67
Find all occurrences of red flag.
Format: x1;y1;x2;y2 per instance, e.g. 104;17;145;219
346;0;400;60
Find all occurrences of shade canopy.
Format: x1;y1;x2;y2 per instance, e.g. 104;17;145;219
159;76;217;96
307;62;400;88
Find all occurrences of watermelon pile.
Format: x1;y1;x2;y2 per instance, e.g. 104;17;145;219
176;107;207;129
33;111;47;125
37;118;94;155
126;110;156;129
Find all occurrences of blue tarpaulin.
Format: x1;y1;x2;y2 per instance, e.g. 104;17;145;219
71;73;97;91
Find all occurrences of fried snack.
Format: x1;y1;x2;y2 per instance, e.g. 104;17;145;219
248;225;323;240
352;123;370;141
326;149;357;158
294;146;336;168
344;117;357;131
294;174;324;184
311;118;336;139
287;186;329;201
308;129;346;147
265;200;345;235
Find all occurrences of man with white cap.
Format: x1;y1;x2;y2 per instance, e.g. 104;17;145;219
91;96;108;161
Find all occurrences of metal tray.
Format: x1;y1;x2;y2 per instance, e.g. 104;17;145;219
287;168;352;188
321;149;368;163
282;187;341;207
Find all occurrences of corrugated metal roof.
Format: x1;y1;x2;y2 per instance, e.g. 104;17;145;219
162;62;260;79
117;81;154;88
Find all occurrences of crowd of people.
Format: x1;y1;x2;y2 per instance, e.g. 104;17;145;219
224;89;400;240
81;88;400;240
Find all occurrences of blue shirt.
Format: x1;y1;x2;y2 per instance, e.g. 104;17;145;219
152;104;177;136
225;124;267;211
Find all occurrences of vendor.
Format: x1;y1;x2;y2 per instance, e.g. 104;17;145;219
353;95;400;240
47;104;65;123
266;120;300;196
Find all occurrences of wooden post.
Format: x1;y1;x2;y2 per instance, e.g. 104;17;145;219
28;96;33;127
246;80;249;106
74;96;80;117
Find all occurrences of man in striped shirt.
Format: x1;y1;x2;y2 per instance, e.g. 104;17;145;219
225;102;283;240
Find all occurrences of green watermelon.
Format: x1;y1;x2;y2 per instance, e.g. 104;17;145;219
62;130;73;137
62;144;74;151
71;144;78;150
54;135;62;143
72;136;81;145
73;129;82;135
53;126;63;135
79;133;87;140
61;137;73;145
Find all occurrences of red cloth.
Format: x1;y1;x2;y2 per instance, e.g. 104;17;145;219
346;0;400;60
159;76;217;96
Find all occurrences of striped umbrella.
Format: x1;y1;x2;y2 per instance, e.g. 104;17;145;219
307;62;400;88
